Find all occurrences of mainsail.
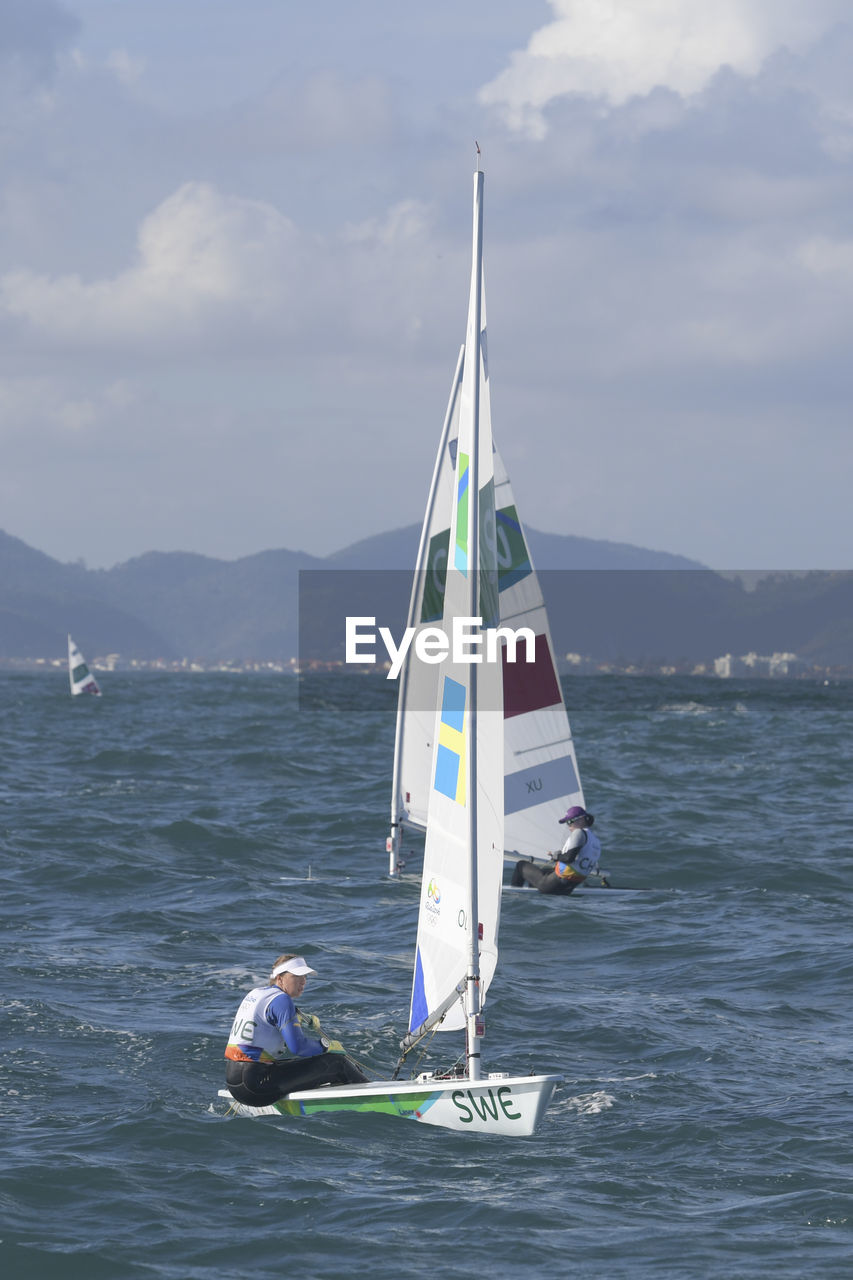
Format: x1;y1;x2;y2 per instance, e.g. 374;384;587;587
68;635;102;697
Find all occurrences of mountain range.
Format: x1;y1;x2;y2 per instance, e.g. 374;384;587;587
1;527;851;668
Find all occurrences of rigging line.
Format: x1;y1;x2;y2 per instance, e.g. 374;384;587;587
496;605;547;624
393;993;459;1078
393;1021;439;1079
512;737;575;756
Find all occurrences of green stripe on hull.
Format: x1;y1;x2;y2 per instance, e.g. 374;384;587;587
274;1090;438;1119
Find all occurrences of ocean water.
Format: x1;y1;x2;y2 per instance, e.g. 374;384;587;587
1;671;851;1279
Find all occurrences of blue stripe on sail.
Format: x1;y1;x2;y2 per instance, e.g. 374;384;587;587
497;508;521;535
440;676;466;733
498;565;533;592
434;743;460;800
410;947;428;1032
504;754;579;816
495;507;532;591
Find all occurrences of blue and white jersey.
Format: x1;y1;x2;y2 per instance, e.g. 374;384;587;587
555;828;601;880
225;985;325;1063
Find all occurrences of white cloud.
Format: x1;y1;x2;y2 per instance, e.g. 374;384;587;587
105;48;145;85
479;0;848;135
69;47;146;87
344;199;432;248
0;182;302;346
0;373;136;440
0;0;79;79
0;182;454;360
798;234;853;277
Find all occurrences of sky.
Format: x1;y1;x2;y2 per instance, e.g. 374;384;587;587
2;0;853;571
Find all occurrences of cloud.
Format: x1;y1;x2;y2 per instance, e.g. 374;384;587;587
244;69;393;148
2;2;851;572
0;0;79;76
98;48;147;88
0;180;455;361
479;0;848;135
0;372;135;443
799;234;853;275
0;182;302;348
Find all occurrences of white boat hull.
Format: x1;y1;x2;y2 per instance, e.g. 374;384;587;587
219;1072;561;1136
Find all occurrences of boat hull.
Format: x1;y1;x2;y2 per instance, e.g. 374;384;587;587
218;1072;561;1136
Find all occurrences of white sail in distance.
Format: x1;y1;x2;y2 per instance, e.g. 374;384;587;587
68;635;102;697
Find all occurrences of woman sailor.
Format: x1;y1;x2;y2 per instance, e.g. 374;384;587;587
510;806;602;895
224;953;368;1106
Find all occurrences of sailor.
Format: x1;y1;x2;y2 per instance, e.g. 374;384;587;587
224;953;368;1105
510;806;603;894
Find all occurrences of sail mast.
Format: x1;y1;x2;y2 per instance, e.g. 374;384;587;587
403;157;502;1069
465;165;485;1081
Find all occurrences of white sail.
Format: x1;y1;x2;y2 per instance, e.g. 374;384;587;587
68;634;102;697
492;455;585;860
408;170;503;1048
389;367;583;871
387;348;464;856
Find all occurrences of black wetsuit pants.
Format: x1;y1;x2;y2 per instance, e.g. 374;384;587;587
511;860;577;894
225;1053;368;1106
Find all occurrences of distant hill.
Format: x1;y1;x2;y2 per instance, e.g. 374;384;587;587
1;527;852;667
326;523;706;572
0;530;324;661
97;547;322;660
0;531;178;660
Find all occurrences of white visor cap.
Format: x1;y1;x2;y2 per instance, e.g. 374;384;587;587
271;957;317;979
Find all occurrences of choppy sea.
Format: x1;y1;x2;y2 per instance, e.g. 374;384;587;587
1;671;851;1279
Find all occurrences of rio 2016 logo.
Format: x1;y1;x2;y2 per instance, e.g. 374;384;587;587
425;879;441;919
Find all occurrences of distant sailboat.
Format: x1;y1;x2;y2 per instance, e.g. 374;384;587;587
68;635;101;697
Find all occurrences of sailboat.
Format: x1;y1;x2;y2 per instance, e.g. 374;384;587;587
68;634;102;697
386;299;583;878
220;165;561;1135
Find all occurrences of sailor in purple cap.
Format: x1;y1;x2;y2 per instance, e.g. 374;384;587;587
510;806;602;894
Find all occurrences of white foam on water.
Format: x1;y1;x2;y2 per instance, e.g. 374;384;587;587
569;1090;616;1115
